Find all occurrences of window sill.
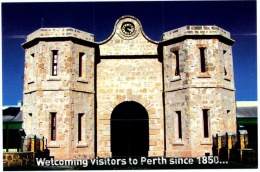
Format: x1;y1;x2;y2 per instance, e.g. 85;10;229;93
24;89;37;94
48;141;60;148
200;138;212;145
27;80;34;84
172;139;184;146
76;144;88;148
170;75;181;82
77;77;89;83
224;76;231;81
198;72;211;78
47;75;61;81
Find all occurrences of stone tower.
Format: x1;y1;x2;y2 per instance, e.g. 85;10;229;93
22;16;236;159
22;28;96;159
161;26;236;157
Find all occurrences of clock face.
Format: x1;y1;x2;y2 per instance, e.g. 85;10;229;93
121;22;135;36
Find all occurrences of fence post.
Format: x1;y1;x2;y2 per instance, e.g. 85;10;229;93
39;135;44;151
217;133;222;157
32;135;36;152
227;132;234;160
239;130;248;149
239;130;248;163
27;134;36;152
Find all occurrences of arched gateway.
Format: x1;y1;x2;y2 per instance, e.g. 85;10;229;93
111;101;149;157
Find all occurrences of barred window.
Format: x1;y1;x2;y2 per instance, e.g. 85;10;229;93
223;50;227;76
52;50;58;76
199;48;206;73
51;113;56;141
176;111;182;139
79;53;85;77
203;109;209;138
78;113;84;142
173;51;180;76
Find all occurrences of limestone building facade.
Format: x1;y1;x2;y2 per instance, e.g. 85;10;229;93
22;16;236;159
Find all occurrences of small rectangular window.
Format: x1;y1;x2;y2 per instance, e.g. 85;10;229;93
28;113;32;132
176;111;182;139
31;54;34;75
200;48;206;73
79;53;84;77
223;50;227;76
51;113;56;141
78;113;84;142
224;67;227;76
52;50;58;76
31;53;34;66
227;110;231;123
173;51;180;76
203;109;209;138
28;53;35;82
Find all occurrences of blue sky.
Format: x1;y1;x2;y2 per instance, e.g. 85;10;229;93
1;1;257;105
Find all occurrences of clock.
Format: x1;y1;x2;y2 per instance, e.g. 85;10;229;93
117;18;139;40
121;22;135;36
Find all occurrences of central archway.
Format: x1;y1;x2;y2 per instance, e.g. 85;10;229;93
111;101;149;157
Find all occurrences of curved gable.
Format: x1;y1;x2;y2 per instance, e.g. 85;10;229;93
98;16;158;56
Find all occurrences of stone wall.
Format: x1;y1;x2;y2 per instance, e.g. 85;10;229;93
96;58;164;157
165;90;190;157
3;152;34;167
220;88;237;132
70;91;95;159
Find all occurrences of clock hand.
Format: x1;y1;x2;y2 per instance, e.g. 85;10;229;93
129;28;134;32
125;26;134;32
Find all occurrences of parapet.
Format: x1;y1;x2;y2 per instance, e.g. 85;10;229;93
162;25;234;45
23;27;94;48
